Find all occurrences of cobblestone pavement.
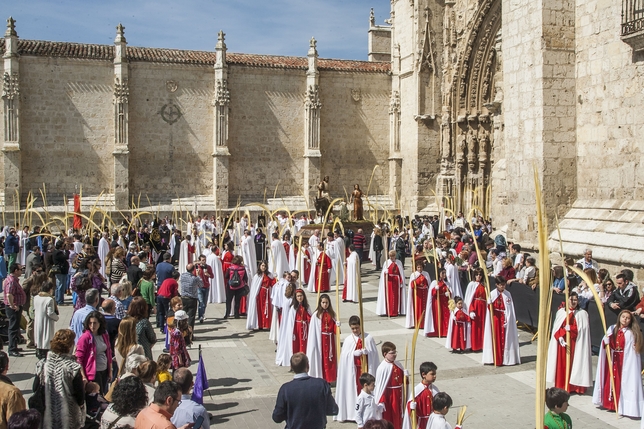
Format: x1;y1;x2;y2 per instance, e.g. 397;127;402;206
8;266;639;429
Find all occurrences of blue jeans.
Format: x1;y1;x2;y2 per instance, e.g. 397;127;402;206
55;273;68;304
197;287;209;319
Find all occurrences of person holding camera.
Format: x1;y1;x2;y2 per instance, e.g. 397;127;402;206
195;255;213;324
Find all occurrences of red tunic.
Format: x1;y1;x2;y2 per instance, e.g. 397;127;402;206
353;338;364;395
427;282;450;337
187;244;195;264
292;306;311;354
283;242;291;262
385;263;402;317
380;363;405;429
491;293;506;367
553;310;585;393
469;284;487;351
410;275;429;327
319;311;337;383
257;274;276;330
601;328;626;411
405;385;434;429
314;253;332;292
450;309;472;351
221;251;233;272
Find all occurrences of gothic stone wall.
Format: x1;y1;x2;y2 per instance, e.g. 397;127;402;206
575;0;644;200
227;66;305;201
128;62;214;202
19;57;115;198
3;55;390;206
319;71;390;198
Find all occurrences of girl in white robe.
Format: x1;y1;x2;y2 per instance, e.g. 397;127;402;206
343;249;360;302
306;294;338;383
246;262;275;331
443;257;463;299
275;287;310;366
593;309;644;418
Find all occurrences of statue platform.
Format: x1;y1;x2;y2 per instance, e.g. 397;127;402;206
295;220;375;244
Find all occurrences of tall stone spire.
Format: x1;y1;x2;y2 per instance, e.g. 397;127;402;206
112;23;130;209
303;37;322;207
3;16;21;206
213;30;230;209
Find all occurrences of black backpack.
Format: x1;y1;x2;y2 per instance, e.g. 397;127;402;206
228;268;242;289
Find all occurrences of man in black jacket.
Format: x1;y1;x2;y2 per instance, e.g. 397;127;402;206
272;353;338;429
52;241;69;305
607;272;639;314
373;227;384;271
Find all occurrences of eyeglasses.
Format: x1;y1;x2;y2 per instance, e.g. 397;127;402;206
387;351;398;356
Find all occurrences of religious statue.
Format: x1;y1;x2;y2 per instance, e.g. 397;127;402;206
467;128;478;171
339;202;350;222
350;184;364;221
314;176;332;218
456;129;466;165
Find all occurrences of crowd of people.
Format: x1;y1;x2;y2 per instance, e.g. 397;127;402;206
0;209;640;429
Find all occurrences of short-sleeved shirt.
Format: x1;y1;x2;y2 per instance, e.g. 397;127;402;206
3;275;26;306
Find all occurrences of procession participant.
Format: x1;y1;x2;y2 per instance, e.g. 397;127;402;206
254;228;267;262
424;268;451;338
206;246;225;304
241;229;258;278
170;229;182;265
307;293;339;383
334;316;379;423
333;231;346;285
97;232;110;278
269;233;290;278
445;297;471;352
274;284;301;366
463;269;487;352
405;262;430;329
402;362;440;429
592;309;644;417
298;241;311;285
482;276;520;366
246;261;276;331
283;232;296;271
376;251;406;317
546;292;593;394
443;255;463;300
178;235;193;274
425;392;457;429
310;242;332;293
374;342;409;429
291;289;311;354
269;272;291;343
342;244;360;302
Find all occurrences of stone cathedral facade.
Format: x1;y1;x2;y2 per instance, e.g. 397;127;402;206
2;0;644;273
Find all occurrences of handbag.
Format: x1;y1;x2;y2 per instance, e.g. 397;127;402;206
240;284;250;296
28;373;46;414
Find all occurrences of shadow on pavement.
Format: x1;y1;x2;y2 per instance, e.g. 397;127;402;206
208;377;252;387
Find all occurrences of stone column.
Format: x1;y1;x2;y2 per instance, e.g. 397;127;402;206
2;17;21;211
388;90;402;199
212;31;230;210
303;38;321;207
113;24;130;210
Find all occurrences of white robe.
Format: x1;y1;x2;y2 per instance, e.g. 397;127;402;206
405;271;431;329
98;237;110;278
593;326;644;418
463;281;484;313
402;383;440;429
375;259;406;316
246;273;274;330
269;279;288;342
178;240;189;274
306;310;337;379
284;240;296;272
206;253;225;303
368;232;377;265
18;230;28;265
423;279;452;336
482;289;521;366
374;360;408;404
241;235;257;278
426;413;452;429
333;332;379;422
33;294;59;349
444;262;463;299
275;304;311;367
332;237;346;286
546;307;593;388
343;252;360;302
268;239;289;278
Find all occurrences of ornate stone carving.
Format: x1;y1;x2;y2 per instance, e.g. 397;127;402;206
305;85;321;110
466;129;478;170
5;17;16;37
456;129;466;165
214;79;230;106
166;80;178;93
351;88;361;101
160;103;182;125
479;128;489;167
441;110;452;160
389;91;401;152
2;72;19;100
113;78;128;104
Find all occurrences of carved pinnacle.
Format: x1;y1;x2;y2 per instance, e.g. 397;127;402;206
5;17;16;37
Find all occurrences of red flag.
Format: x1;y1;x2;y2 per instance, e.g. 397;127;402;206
73;194;82;230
